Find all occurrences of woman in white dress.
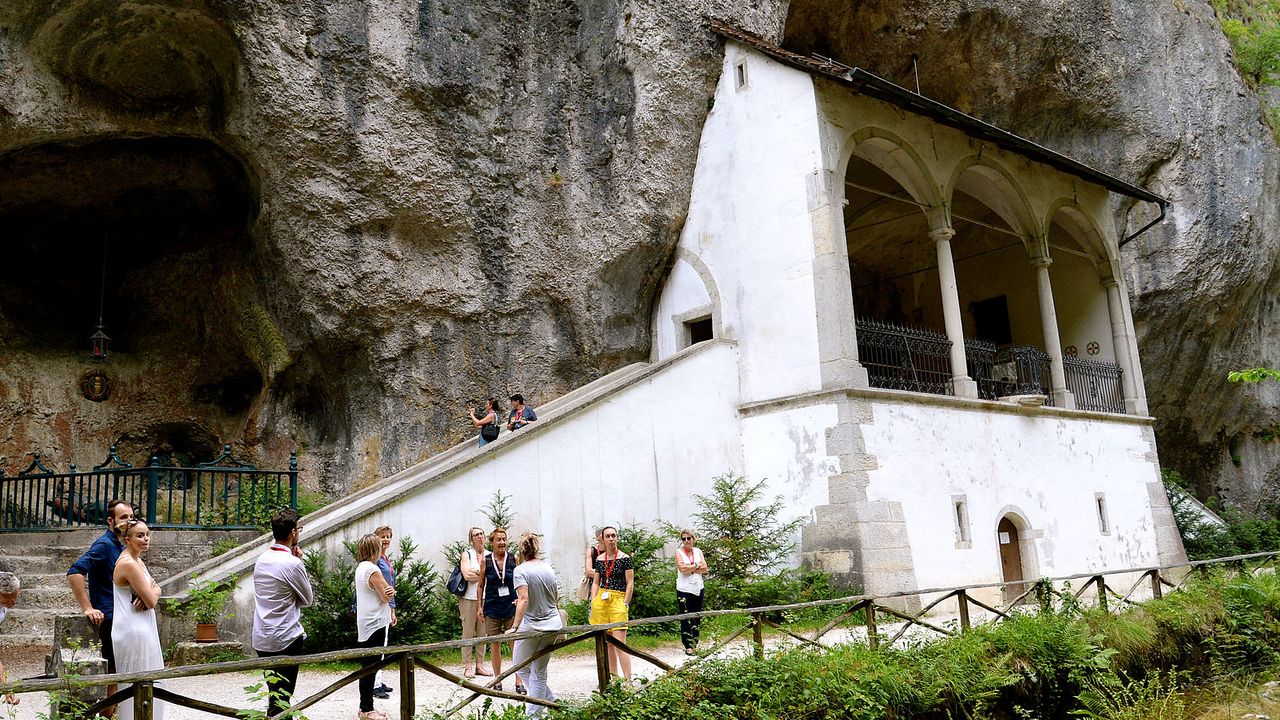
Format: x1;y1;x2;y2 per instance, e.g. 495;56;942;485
112;520;165;720
355;534;395;720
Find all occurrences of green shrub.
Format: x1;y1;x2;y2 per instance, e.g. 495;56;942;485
300;534;458;653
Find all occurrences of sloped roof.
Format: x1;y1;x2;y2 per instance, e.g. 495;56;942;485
710;20;1168;208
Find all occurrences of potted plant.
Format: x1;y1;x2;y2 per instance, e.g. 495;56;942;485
184;576;235;643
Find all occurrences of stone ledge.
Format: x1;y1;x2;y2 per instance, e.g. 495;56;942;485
172;640;243;666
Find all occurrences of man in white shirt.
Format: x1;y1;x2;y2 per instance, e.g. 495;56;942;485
252;509;314;718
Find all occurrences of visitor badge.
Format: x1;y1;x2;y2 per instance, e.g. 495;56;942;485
600;591;610;600
498;586;510;597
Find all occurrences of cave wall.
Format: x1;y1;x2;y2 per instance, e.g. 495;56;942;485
783;0;1280;511
2;0;1278;509
0;0;784;492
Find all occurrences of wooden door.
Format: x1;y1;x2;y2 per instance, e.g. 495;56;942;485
998;517;1025;603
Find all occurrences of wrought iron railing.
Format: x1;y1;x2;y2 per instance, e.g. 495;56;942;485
855;319;953;396
1064;356;1124;413
964;338;1000;400
992;345;1054;402
0;446;297;532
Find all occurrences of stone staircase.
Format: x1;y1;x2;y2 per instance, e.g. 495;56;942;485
0;526;261;648
0;529;96;648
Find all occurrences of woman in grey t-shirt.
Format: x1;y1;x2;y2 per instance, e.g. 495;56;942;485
507;533;564;716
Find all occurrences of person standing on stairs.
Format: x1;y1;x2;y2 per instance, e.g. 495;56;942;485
469;398;502;447
507;394;537;432
0;571;21;705
67;498;134;713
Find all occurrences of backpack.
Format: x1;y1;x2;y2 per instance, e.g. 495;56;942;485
480;421;500;442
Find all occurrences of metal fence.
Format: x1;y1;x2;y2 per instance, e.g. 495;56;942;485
0;446;297;532
855;318;953;396
1064;356;1125;413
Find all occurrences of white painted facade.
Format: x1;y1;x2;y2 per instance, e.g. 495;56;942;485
173;36;1183;641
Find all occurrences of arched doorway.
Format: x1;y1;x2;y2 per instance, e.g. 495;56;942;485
997;516;1025;602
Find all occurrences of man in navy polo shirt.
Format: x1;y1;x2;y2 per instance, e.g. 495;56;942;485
67;499;134;679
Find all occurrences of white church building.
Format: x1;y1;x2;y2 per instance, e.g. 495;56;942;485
172;22;1185;633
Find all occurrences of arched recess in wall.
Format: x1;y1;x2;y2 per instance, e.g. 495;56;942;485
842;128;949;334
941;157;1045;350
650;248;724;361
1041;199;1119;367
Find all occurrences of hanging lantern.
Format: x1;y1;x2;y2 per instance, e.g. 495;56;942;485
90;321;111;361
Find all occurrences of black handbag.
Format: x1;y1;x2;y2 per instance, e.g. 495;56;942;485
480;421;500;442
446;565;468;597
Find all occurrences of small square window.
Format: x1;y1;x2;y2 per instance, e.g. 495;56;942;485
686;317;713;346
734;60;748;90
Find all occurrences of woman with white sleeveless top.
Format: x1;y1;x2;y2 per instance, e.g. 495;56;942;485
111;520;165;720
674;528;708;655
354;534;395;720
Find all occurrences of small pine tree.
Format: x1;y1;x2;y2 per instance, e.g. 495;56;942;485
688;472;805;608
482;489;518;531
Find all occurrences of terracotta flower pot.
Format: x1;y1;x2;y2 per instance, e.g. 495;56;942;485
195;623;218;643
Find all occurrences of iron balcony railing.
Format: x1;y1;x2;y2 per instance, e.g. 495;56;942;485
855;318;953;396
1064;356;1125;413
0;445;297;532
856;318;1123;411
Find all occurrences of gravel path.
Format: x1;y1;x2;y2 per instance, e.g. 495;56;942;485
2;615;959;719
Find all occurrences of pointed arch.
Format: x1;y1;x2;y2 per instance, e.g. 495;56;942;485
946;155;1040;243
841;126;944;214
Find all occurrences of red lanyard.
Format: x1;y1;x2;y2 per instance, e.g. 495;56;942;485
491;553;508;584
680;548;696;566
602;551;619;586
270;545;290;552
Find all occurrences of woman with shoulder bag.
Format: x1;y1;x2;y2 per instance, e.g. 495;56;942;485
577;528;604;608
674;528;709;655
469;398;502;447
459;527;491;677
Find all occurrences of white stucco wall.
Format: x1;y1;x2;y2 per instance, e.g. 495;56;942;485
1050;251;1115;361
653;42;827;403
740;403;842;565
860;397;1162;594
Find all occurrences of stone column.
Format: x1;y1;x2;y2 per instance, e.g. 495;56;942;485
1031;255;1075;409
1103;278;1142;414
808;169;870;390
930;227;978;398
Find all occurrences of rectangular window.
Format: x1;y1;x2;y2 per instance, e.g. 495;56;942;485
953;494;971;548
734;60;748;90
686;317;713;346
1096;493;1110;535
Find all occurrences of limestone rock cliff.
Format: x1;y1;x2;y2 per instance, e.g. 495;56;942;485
1;0;1277;507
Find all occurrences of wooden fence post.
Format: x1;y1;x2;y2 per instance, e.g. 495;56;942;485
1094;576;1107;612
399;652;415;720
135;681;154;720
594;632;610;693
956;590;971;632
1149;570;1163;600
752;613;764;660
865;604;878;651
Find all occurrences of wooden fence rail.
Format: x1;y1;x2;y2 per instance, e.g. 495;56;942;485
3;550;1277;719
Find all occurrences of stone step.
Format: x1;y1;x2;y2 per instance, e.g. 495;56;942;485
0;551;85;575
0;632;50;649
0;607;61;636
